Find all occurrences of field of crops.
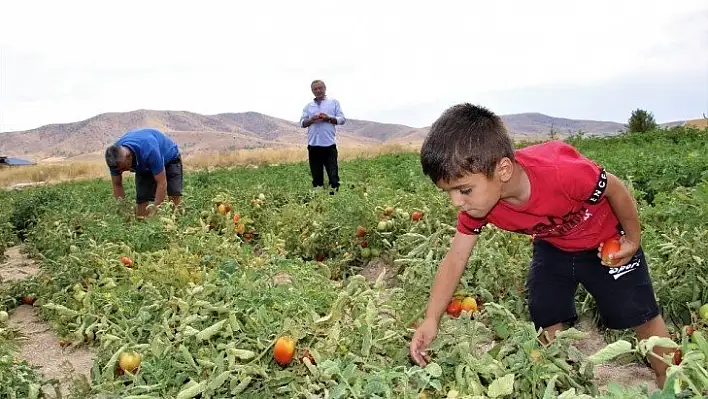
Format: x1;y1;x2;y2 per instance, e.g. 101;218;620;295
1;126;707;398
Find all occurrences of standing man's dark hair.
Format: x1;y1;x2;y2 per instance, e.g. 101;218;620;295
299;80;346;194
106;128;183;217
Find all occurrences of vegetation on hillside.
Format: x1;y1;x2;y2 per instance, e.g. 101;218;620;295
626;109;659;134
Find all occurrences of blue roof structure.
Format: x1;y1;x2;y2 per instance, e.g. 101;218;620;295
0;156;36;166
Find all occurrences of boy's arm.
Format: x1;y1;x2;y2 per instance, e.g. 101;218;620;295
602;172;641;265
424;231;479;324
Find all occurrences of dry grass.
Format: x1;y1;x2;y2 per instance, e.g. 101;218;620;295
187;143;421;169
0;143;421;188
0;162;107;188
685;117;708;129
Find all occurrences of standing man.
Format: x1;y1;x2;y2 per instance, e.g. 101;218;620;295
104;127;183;217
299;80;346;193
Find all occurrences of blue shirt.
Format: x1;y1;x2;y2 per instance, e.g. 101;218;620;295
299;97;346;146
110;128;180;176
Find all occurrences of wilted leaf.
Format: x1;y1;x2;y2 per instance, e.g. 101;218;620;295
555;327;588;340
638;336;678;356
229;348;256;360
587;340;633;364
487;373;514;398
425;362;443;378
542;375;559;399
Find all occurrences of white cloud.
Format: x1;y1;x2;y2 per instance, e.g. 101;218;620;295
1;0;706;131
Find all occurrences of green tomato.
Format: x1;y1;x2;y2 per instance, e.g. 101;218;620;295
698;303;708;321
361;247;372;258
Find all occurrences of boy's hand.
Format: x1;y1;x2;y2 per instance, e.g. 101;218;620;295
598;235;639;267
409;317;438;367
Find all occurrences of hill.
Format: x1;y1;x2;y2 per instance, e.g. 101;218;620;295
0;110;425;162
500;113;625;137
0;109;685;162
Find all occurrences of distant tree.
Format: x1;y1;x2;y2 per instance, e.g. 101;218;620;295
549;122;559;140
627;109;658;133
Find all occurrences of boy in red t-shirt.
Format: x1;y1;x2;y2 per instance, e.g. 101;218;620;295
408;103;671;388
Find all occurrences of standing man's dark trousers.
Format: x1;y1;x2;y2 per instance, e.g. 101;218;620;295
307;144;339;190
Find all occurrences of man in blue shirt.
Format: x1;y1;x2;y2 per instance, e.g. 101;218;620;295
104;128;183;217
299;80;346;193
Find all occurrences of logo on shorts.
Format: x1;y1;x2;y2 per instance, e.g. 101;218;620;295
608;257;641;280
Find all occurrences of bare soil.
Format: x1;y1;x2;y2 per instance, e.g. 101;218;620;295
1;245;94;398
0;245;39;283
359;258;399;287
572;317;659;394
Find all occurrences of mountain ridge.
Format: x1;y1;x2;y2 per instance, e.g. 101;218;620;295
0;109;689;162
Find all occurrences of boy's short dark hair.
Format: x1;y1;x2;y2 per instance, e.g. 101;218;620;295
420;103;515;183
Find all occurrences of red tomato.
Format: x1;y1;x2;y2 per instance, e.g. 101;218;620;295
601;238;621;265
673;348;682;365
274;336;296;366
411;211;424;221
446;297;463;318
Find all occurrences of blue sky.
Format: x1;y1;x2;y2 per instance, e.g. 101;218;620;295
1;0;706;131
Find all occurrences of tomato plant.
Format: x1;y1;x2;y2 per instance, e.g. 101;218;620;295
0;126;706;397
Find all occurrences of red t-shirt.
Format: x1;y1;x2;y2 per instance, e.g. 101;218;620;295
457;141;621;252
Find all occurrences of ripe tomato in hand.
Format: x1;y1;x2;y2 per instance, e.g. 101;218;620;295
600;238;621;265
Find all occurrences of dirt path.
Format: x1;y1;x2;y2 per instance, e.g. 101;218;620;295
1;245;94;398
0;245;40;282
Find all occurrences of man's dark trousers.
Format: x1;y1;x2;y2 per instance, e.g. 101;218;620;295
307;144;339;189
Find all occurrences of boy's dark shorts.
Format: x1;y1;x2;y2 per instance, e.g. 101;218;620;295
526;239;659;330
135;157;183;204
